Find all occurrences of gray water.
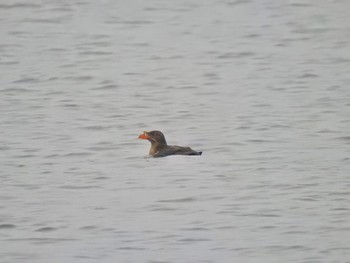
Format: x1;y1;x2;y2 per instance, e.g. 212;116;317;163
1;0;350;262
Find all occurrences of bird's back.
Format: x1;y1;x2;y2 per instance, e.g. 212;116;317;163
154;145;202;157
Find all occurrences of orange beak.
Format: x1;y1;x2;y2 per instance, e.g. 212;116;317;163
138;131;150;140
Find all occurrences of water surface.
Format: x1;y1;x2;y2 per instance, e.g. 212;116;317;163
1;0;350;262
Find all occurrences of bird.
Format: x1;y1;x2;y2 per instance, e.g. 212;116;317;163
138;130;202;157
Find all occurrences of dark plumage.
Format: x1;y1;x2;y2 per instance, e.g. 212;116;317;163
138;130;202;157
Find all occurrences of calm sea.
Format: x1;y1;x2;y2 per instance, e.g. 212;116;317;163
1;0;350;262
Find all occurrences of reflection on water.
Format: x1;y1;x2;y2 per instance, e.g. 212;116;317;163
1;0;350;262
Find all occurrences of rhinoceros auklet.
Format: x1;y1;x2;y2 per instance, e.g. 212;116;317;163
138;130;202;157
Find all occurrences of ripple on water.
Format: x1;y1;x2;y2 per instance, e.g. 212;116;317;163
62;152;93;157
177;238;210;243
147;205;178;212
35;227;58;232
334;136;350;144
115;246;147;251
158;197;197;203
92;84;119;90
79;225;99;231
0;224;16;229
59;185;101;190
179;227;210;232
0;3;40;9
5;237;77;245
